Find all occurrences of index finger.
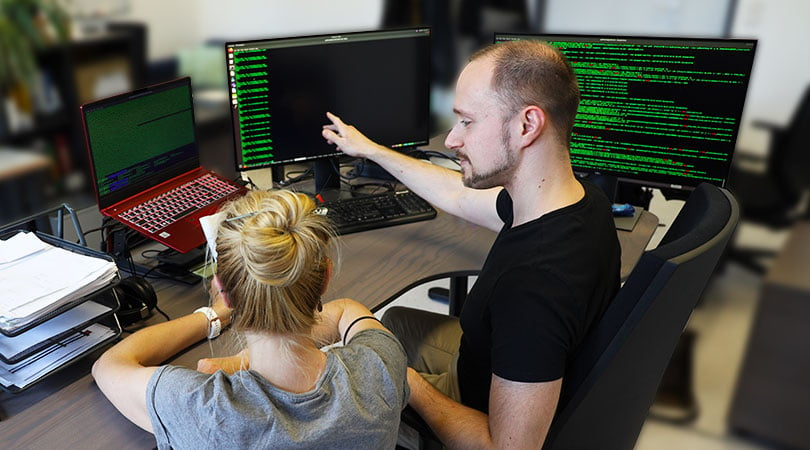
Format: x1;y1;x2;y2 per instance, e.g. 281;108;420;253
326;111;345;127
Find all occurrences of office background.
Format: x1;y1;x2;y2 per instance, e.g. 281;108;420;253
1;1;808;448
119;0;809;153
2;0;808;222
2;0;808;218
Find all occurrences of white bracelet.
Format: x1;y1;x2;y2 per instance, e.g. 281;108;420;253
194;306;222;340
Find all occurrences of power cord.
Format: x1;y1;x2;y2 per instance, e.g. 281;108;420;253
348;181;396;197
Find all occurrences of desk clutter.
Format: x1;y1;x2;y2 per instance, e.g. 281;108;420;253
0;228;122;392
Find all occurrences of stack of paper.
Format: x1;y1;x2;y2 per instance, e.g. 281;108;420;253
0;232;118;334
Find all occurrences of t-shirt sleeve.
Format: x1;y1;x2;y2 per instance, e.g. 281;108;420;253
146;365;214;449
489;267;579;382
345;329;410;409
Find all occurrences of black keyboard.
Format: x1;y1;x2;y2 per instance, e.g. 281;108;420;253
319;190;437;235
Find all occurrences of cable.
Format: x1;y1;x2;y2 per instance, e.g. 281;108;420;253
81;226;105;239
339;160;360;181
348;181;396;197
140;265;160;279
140;249;163;259
153;305;171;322
276;167;313;187
244;176;260;190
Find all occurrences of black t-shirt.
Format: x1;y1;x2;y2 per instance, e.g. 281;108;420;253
457;181;621;413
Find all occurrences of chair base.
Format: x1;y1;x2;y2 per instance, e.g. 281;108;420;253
649;393;699;424
649;330;699;424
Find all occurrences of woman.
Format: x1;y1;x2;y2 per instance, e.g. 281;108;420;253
93;189;409;449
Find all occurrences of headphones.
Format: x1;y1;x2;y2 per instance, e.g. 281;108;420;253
112;276;158;327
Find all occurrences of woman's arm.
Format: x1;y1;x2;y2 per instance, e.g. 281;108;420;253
92;294;231;432
311;298;389;346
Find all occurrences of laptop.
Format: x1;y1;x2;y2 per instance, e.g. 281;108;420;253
81;77;247;253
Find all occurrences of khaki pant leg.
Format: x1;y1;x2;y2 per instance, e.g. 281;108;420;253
382;306;462;402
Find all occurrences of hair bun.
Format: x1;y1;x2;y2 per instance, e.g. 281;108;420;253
215;189;334;334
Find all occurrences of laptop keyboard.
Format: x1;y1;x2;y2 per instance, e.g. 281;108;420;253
120;173;241;234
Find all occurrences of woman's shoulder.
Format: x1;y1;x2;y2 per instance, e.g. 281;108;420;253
334;329;406;368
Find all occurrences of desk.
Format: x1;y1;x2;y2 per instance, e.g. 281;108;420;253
0;207;657;448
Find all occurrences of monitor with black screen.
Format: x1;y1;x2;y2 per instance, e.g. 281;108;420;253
495;33;756;194
226;28;432;194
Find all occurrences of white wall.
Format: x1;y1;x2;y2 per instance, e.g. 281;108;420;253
119;0;383;60
731;0;810;154
195;0;384;44
544;0;732;37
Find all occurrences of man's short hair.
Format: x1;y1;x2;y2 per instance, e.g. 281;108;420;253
471;40;580;146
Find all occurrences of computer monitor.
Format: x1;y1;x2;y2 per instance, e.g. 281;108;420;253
494;33;757;193
226;28;432;193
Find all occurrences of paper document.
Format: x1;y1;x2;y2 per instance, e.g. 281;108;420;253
0;232;118;333
0;231;51;264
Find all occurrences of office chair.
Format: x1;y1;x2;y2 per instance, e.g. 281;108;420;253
543;183;738;449
402;183;739;449
725;86;810;273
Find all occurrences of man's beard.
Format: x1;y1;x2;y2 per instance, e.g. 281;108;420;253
461;124;516;189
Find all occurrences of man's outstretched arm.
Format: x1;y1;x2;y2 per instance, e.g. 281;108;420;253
322;112;503;231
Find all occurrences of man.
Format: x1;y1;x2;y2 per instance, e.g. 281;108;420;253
322;40;621;448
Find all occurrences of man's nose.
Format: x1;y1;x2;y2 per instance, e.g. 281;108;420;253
445;126;461;150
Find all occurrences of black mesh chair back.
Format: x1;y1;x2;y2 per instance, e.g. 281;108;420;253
544;183;739;450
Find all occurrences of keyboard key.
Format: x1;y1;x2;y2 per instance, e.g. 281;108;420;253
121;173;238;233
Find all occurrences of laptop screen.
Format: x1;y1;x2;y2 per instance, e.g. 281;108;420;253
82;78;201;209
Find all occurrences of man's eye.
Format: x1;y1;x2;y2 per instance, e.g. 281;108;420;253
459;119;471;127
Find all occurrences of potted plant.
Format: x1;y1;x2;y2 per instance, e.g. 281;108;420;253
0;0;69;133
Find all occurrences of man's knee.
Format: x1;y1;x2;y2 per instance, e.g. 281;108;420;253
382;306;456;343
381;306;412;334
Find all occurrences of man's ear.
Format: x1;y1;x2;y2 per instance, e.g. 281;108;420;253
519;105;546;145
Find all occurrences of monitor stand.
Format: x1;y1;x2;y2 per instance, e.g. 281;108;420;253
313;157;342;202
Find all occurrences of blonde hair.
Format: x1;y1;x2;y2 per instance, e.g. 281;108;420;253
215;190;334;336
